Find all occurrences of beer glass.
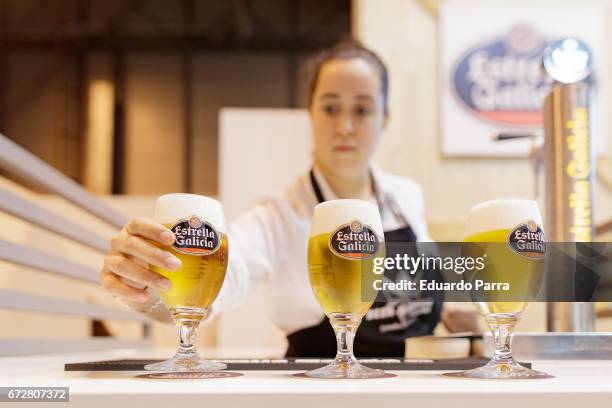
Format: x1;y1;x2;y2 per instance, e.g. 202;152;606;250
306;199;386;379
446;199;552;379
144;194;229;372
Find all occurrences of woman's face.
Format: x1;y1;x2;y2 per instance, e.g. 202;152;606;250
309;57;387;177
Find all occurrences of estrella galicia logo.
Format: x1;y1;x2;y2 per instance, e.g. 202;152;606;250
329;220;380;260
507;220;546;259
170;215;220;255
452;24;554;127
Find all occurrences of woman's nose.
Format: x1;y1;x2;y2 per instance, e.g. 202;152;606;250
335;113;354;137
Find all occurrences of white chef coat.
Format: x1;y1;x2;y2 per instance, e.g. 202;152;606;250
213;163;432;335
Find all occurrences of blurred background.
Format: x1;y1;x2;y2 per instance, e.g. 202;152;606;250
1;0;611;357
0;0;350;195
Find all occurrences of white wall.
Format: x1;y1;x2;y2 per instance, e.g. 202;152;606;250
218;108;312;221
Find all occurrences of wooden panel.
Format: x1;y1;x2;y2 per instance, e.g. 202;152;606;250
0;187;109;253
125;54;184;194
0;289;148;322
0;134;127;228
0;239;100;284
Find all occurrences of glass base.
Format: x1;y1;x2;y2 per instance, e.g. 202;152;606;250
444;358;554;379
144;352;226;372
304;361;389;379
144;306;224;372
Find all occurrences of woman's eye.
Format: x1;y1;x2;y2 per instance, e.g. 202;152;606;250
354;106;372;116
322;104;340;116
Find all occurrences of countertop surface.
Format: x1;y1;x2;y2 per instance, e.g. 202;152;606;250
1;348;612;407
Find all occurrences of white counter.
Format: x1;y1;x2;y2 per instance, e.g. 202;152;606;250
1;348;611;408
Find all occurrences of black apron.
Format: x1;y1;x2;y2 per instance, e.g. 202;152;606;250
285;170;444;357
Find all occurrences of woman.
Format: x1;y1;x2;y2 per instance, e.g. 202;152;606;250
100;39;468;357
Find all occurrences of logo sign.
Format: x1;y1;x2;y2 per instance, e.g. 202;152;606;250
452;24;554;127
329;220;380;260
170;215;220;255
507;220;546;259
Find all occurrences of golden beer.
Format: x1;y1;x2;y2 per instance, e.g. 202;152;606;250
308;232;383;317
152;232;228;311
463;228;545;315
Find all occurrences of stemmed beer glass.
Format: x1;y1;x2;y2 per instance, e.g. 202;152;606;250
446;199;552;379
144;193;229;372
306;199;387;379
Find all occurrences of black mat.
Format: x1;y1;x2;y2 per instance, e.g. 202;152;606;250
64;357;531;371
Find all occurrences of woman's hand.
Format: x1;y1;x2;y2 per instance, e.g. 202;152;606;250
100;217;181;311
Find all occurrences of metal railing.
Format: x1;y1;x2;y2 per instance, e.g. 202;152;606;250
0;133;152;356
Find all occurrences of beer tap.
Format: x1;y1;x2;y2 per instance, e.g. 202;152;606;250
493;37;595;333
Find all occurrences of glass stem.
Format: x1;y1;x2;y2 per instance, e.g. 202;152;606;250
177;320;199;356
331;314;359;365
487;315;518;364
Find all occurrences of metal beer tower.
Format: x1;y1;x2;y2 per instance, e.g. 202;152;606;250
491;38;612;358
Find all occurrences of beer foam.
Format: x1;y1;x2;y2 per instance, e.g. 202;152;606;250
464;198;543;238
154;193;227;234
310;199;384;237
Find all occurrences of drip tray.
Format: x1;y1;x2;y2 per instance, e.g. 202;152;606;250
484;332;612;359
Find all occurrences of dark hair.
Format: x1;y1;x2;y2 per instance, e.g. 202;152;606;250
306;38;389;115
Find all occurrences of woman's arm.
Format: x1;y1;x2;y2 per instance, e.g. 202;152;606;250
209;197;289;315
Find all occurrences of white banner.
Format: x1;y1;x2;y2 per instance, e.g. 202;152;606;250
440;0;607;157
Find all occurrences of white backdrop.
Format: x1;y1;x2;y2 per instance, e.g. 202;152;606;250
217;108;313;353
218;108;313;221
440;0;608;157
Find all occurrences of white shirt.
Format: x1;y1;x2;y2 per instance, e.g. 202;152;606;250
213;163;432;335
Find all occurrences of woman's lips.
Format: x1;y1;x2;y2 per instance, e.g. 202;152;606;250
333;146;356;152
